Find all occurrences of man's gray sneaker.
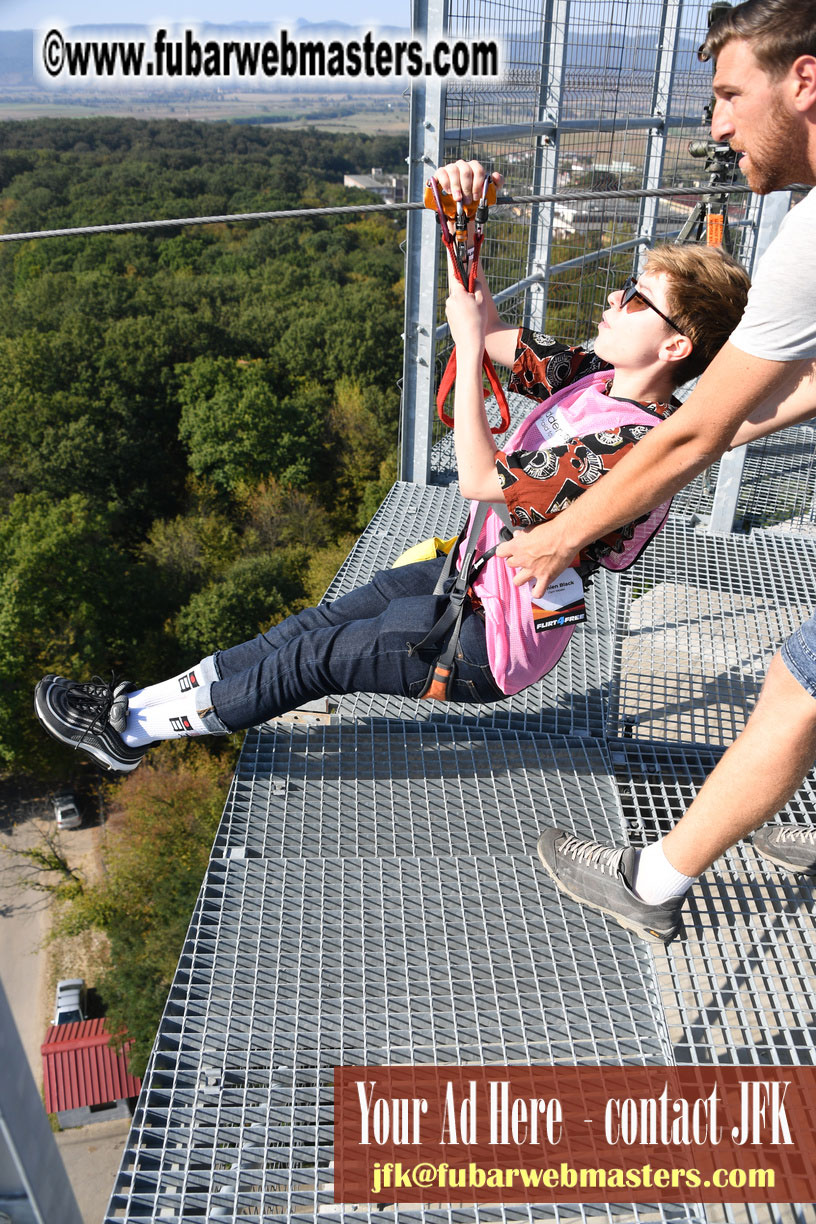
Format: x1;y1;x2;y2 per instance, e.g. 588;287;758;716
34;674;149;772
536;828;685;943
752;825;816;874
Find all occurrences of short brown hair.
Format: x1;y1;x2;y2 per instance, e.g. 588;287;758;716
700;0;816;80
643;243;751;384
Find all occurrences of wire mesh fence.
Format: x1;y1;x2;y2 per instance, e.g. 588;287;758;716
419;0;751;460
668;420;816;535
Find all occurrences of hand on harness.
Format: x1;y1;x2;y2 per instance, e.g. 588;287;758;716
424;171;511;435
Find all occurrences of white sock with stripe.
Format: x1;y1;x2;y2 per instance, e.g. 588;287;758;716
127;657;217;708
121;658;218;747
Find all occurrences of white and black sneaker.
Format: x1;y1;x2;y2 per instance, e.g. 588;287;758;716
34;674;150;772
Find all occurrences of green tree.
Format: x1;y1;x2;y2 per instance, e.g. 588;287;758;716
49;743;235;1075
177;356;329;495
140;510;240;607
0;493;163;773
238;478;332;552
174;549;309;658
328;378;400;525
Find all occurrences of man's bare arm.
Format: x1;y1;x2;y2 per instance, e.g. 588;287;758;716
495;343;793;596
728;357;816;448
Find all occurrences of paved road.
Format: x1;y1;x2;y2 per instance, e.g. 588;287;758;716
55;1116;133;1223
0;802;52;1084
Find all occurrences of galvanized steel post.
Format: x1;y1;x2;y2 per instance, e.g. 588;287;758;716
524;0;570;332
638;0;683;256
400;0;449;485
708;190;791;534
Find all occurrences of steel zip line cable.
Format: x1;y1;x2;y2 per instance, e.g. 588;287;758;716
0;183;756;243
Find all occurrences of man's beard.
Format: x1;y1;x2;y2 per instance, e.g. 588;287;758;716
741;93;810;194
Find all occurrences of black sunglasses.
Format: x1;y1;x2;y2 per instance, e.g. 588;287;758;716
620;276;685;334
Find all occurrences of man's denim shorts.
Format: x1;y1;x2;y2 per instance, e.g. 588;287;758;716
781;610;816;699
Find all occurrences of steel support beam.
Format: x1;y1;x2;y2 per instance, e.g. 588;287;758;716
444;113;704;144
638;0;683;256
708;190;791;534
524;0;570;332
400;0;448;485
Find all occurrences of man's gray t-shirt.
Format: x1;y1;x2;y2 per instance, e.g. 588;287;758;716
729;186;816;362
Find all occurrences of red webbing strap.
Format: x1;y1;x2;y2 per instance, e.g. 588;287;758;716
436;348;509;432
426;176;511;435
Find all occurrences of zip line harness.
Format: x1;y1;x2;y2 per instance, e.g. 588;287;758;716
424;175;512;435
408;500;515;701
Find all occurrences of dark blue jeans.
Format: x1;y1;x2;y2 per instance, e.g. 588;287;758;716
195;557;505;733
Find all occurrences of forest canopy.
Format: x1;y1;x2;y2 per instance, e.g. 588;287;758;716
0;118;407;774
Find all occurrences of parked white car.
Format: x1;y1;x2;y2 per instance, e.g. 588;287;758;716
52;791;81;830
53;979;87;1025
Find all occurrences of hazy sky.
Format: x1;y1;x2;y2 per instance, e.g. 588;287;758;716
0;1;407;30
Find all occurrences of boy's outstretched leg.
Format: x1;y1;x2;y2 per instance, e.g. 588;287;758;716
33;557;502;772
32;561;444;771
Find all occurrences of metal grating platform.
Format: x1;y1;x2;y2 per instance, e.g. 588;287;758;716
216;723;622;862
105;724;689;1223
429;391;535;484
104;723;816;1223
609;521;816;746
324;482;623;738
611;738;816;1076
103;468;816;1222
322;482;467;600
671;422;816;535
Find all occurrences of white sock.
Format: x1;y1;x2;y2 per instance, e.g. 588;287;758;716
121;657;218;747
632;839;696;905
125;657;218;709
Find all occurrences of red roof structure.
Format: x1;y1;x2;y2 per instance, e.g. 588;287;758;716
41;1018;141;1114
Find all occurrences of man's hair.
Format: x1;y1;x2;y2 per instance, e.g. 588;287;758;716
643;243;751;384
699;0;816;80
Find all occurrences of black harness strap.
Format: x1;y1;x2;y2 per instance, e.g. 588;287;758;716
408;502;514;701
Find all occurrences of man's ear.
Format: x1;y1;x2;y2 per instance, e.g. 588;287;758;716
789;55;816;113
660;332;694;367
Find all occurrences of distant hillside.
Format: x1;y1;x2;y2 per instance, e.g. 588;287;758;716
0;30;31;84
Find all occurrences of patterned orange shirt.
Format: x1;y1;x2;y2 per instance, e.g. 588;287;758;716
495;328;678;574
